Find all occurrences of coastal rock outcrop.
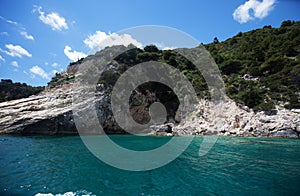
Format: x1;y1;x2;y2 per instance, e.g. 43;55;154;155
148;123;176;136
0;85;76;135
0;45;299;137
1;92;298;137
174;99;300;138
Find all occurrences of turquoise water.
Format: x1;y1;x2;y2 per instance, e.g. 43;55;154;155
0;135;299;195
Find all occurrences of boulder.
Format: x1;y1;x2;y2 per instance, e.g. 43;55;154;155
296;123;300;132
157;124;173;133
270;129;298;138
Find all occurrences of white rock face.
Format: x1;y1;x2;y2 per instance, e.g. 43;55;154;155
0;87;299;138
173;98;300;138
0;85;75;134
0;83;113;135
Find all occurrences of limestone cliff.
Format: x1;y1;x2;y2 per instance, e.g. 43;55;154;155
0;45;299;137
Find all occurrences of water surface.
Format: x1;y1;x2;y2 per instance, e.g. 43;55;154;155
0;135;299;195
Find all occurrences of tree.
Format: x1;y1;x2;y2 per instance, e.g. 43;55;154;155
259;56;285;75
281;20;295;27
144;45;159;53
282;41;296;56
213;37;219;44
239;87;264;109
220;60;242;75
136;52;160;62
99;70;119;87
0;79;44;102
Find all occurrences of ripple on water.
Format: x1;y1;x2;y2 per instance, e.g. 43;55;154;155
0;135;300;195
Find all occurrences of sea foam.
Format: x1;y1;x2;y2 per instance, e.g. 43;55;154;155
35;190;94;196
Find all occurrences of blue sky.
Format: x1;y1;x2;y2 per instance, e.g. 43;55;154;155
0;0;299;86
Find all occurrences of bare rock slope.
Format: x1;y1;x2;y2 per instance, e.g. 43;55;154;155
1;89;299;138
0;46;299;137
173;99;300;138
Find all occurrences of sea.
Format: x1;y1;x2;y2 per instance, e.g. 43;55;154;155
0;135;299;196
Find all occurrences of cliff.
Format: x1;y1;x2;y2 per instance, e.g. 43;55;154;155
0;87;299;137
0;21;300;137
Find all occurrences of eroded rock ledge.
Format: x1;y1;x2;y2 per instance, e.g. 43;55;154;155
149;99;300;138
0;87;299;138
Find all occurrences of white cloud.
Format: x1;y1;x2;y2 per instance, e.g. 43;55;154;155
0;44;32;58
162;46;176;50
233;0;276;23
0;55;5;62
34;6;68;31
0;16;34;40
51;69;59;75
64;30;142;62
30;65;50;79
64;45;87;62
20;31;34;40
83;30;142;50
0;16;18;25
153;42;177;50
11;61;18;67
0;32;9;36
51;62;59;67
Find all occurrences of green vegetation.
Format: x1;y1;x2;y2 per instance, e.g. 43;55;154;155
0;79;44;102
112;45;209;98
46;20;300;112
47;73;75;88
205;20;300;111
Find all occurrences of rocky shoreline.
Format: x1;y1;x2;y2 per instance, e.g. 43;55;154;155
0;45;299;138
149;99;300;138
0;86;299;138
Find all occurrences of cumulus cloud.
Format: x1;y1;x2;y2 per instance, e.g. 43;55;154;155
20;31;34;40
0;55;5;62
11;61;18;67
34;6;68;31
30;65;50;79
233;0;276;23
64;31;142;62
64;45;87;62
0;44;32;58
83;30;142;50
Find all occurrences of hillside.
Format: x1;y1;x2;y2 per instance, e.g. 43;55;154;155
205;20;300;111
0;79;44;102
47;20;300;112
0;20;299;137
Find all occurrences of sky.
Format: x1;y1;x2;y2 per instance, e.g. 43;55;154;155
0;0;299;86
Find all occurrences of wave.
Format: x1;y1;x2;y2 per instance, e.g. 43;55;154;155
35;190;95;196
